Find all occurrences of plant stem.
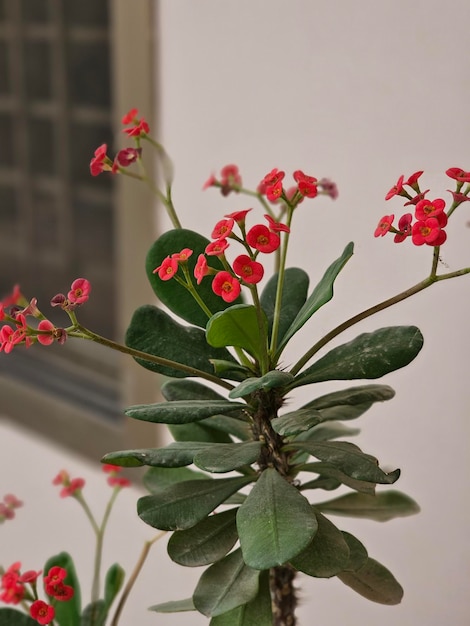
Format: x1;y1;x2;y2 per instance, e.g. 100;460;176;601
73;324;234;391
90;488;120;606
271;565;297;626
110;531;166;626
290;266;470;376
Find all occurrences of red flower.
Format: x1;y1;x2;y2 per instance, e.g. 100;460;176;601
102;464;131;488
53;471;85;498
30;600;55;625
211;218;234;239
212;272;241;302
414;198;446;221
264;214;290;233
45;582;74;601
205;239;229;256
1;284;23;307
374;214;394;237
194;254;209;285
19;570;41;584
405;170;424;190
385;175;404;200
394;213;413;243
318;178;339;200
202;173;217;190
123;118;150;138
446;167;470;183
153;256;178;281
412;215;447;246
121;108;139;125
44;567;67;586
37;320;55;346
293;170;318;198
261;169;285;201
219;164;242;195
246;224;280;253
171;248;193;262
224;209;252;225
90;144;111;176
115;147;141;167
68;278;91;305
233;255;264;284
0;562;24;604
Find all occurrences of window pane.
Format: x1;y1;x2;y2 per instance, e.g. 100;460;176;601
24;41;52;100
0;113;14;167
0;41;9;94
21;0;50;23
28;117;56;176
0;185;18;238
64;0;108;27
66;41;111;108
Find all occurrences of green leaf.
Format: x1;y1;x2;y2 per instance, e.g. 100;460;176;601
149;598;195;613
44;552;81;626
146;228;242;327
102;442;214;468
125;304;235;378
209;570;272;626
194;442;262;473
260;267;310;344
167;507;239;566
341;531;369;572
298;462;376;495
161;379;229;401
295;422;361;443
80;601;106;626
316;490;420;521
125;399;246;424
143;466;209;494
285;441;400;485
338;557;404;605
290;511;350;578
302;384;395;410
290;326;424;389
138;476;254;530
206;304;268;360
104;563;125;611
271;408;324;437
169;420;234;444
237;468;317;569
193;549;260;617
0;609;37;626
211;359;253;382
277;243;354;353
229;371;294;399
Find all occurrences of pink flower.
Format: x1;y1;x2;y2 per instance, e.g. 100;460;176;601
202;173;217;190
446;167;470;183
194;254;209;285
115;147;141;167
246;224;280;253
205;239;230;256
233;255;264;284
385;175;404;200
30;600;55;625
37;320;55;346
212;272;241;302
374;214;394;237
412;215;447;246
219;164;242;195
414;198;446;221
68;278;91;305
264;214;290;233
171;248;193;262
153;256;178;281
394;213;413;243
318;178;339;200
1;285;23;307
293;170;318;198
211;218;234;239
19;570;41;584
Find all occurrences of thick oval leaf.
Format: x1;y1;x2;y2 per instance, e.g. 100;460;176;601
229;371;294;399
102;443;214;468
302;384;395;410
104;563;125;611
146;228;242;327
138;476;254;530
0;609;37;626
285;441;400;485
316;490;420;521
206;304;268;360
149;598;195;613
337;557;404;605
161;379;228;401
260;267;310;344
193;549;260;617
125;400;246;424
125;304;235;378
290;326;424;388
295;422;361;443
341;532;369;572
194;442;262;473
169;420;234;444
290;511;350;578
210;359;253;382
168;507;239;566
237;468;317;569
277;243;354;354
80;601;106;626
298;462;376;495
271;408;325;437
209;570;272;626
44;552;81;626
143;466;209;494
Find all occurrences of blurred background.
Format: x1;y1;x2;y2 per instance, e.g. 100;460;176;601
1;1;469;624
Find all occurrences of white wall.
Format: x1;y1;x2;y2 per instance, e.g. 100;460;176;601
156;1;470;624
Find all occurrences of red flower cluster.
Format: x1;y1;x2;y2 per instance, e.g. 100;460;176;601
43;566;74;602
0;493;22;523
376;168;470;246
121;108;150;138
51;277;91;311
257;168;336;205
153;248;193;281
203;164;242;196
102;463;131;488
52;470;85;498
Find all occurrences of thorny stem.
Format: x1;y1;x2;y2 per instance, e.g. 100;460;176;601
271;565;297;626
110;531;166;626
290;266;470;376
72;324;234;391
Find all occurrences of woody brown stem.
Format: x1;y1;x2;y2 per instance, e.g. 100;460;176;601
270;565;297;626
